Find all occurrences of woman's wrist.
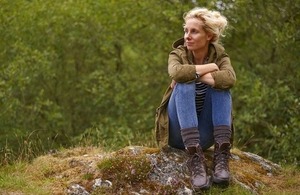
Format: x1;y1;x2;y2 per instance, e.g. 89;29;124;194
195;64;218;76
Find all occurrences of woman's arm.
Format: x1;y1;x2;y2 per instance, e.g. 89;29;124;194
198;73;215;86
171;64;218;88
210;56;236;89
195;63;219;76
168;49;196;83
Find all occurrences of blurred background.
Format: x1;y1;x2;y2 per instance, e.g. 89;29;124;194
0;0;299;165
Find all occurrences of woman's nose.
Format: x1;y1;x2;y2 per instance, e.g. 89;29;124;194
185;32;191;40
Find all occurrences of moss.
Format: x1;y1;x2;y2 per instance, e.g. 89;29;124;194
96;147;190;194
82;173;94;180
114;146;160;156
97;154;151;186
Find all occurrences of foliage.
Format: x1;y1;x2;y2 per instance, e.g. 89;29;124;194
0;0;191;158
221;0;300;164
0;0;299;165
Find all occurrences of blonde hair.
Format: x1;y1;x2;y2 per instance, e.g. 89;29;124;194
183;7;228;43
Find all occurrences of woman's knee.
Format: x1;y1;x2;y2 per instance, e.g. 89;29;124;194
209;88;231;99
175;83;195;94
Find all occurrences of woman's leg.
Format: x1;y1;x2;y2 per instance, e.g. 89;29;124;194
168;83;198;149
168;82;210;190
211;88;232;128
197;90;214;150
204;87;232;185
168;84;232;150
198;87;232;150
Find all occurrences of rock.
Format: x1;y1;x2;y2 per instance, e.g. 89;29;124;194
63;146;281;194
67;184;90;195
243;151;280;174
93;178;112;189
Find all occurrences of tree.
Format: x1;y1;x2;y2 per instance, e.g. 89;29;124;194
221;0;300;163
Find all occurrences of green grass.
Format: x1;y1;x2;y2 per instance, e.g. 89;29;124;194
0;162;51;195
203;184;253;195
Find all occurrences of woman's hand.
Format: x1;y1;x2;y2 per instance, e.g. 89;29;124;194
199;73;215;86
195;63;219;76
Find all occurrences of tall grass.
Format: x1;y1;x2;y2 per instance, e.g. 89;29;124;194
1;126;157;165
0;131;57;165
74;125;157;151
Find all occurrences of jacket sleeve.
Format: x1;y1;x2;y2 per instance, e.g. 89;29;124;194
211;55;236;89
168;48;196;83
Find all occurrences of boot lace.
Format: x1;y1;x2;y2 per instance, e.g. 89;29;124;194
214;150;230;171
189;153;206;176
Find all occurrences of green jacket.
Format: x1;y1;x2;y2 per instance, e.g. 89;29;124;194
155;38;236;148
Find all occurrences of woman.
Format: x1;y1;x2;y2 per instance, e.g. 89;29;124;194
155;7;236;191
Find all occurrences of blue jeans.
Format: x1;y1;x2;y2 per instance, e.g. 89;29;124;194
167;82;232;150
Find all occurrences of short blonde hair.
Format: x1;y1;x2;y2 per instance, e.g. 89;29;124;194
183;7;228;43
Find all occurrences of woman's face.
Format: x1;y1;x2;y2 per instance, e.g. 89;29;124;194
184;18;212;52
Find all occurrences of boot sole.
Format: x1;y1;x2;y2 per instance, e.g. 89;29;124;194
212;176;229;187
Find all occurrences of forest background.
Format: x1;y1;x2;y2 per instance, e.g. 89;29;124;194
0;0;299;166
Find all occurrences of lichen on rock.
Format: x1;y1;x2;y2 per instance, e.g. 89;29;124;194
31;146;282;194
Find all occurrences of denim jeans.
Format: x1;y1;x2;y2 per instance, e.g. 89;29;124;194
167;82;232;150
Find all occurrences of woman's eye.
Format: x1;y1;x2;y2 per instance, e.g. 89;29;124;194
184;29;196;33
184;28;198;34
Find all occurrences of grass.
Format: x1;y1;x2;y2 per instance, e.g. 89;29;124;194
0;162;51;195
203;184;253;195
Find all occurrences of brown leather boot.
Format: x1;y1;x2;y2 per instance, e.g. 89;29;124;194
186;145;210;190
212;126;232;186
212;142;231;186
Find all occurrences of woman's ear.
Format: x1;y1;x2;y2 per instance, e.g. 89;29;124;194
206;32;213;41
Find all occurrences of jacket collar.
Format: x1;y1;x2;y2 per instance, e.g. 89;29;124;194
172;37;225;64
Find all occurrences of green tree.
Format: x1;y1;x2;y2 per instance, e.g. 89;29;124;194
0;0;194;160
222;0;300;164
